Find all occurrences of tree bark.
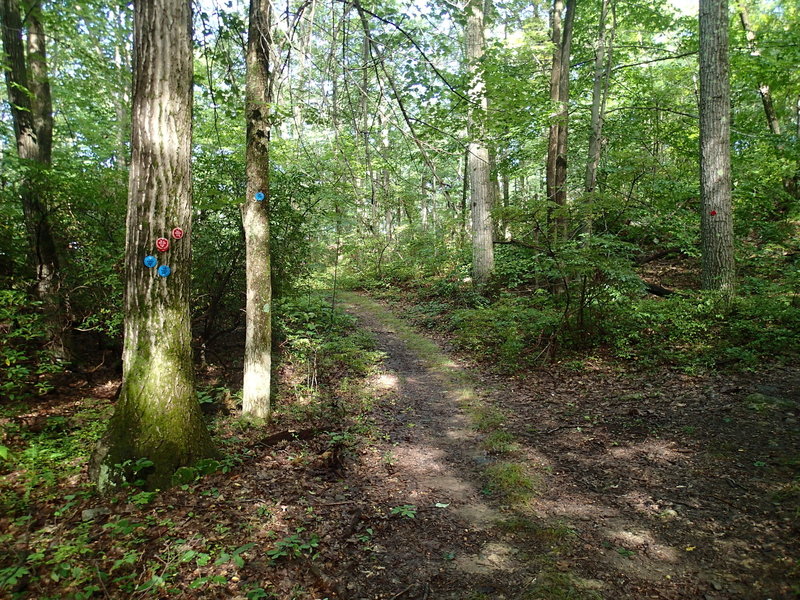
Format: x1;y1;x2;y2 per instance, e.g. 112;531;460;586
92;0;215;492
699;0;735;293
1;0;66;357
554;0;575;215
466;0;495;286
546;0;576;241
241;0;274;420
584;0;615;234
545;0;563;229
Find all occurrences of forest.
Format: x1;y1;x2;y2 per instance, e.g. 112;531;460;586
1;0;799;597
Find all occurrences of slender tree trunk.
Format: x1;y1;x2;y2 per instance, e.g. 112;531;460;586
380;108;392;239
699;0;735;293
546;0;575;241
736;2;780;135
461;145;469;243
466;0;495;286
241;0;274;420
584;0;615;234
1;0;66;358
359;29;377;229
554;0;575;232
113;6;132;167
736;1;798;200
501;170;511;241
92;0;215;492
545;0;563;230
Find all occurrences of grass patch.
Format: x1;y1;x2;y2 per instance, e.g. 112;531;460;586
469;404;506;432
484;461;539;505
496;517;575;544
481;430;519;454
523;570;604;600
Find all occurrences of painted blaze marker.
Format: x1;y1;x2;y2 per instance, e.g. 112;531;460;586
156;238;169;252
143;255;157;268
254;191;265;201
709;210;717;216
158;265;171;277
171;227;184;239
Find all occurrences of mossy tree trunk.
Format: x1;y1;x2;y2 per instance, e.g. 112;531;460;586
241;0;274;420
92;0;215;492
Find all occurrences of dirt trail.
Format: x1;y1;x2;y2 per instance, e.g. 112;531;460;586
339;292;800;600
340;293;537;598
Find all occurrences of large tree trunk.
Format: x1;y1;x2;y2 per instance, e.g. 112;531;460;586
92;0;215;492
699;0;735;293
1;0;66;357
466;0;495;286
241;0;274;420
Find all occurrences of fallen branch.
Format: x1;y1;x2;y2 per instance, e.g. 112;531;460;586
642;281;675;297
635;247;683;265
255;428;318;447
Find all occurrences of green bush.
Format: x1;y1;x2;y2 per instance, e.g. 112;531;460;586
450;296;561;370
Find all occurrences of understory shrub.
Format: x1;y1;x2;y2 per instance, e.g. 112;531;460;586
606;290;800;369
0;288;64;401
450;296;561;370
275;292;383;382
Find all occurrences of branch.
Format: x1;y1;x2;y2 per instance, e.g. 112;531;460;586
612;50;697;71
340;0;472;105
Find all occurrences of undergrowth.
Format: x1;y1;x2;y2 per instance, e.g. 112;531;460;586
0;289;384;599
363;278;800;373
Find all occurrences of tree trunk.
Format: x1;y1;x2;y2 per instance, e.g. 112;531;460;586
546;0;576;241
501;170;511;241
25;2;52;165
736;2;780;135
736;1;798;200
1;0;66;358
113;5;132;167
699;0;735;293
545;0;563;231
554;0;575;220
241;0;274;420
584;0;615;234
92;0;215;492
466;0;495;286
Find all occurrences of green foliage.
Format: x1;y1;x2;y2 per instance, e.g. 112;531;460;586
390;504;417;519
481;430;518;454
266;528;320;563
0;289;65;401
522;571;603;600
606;289;800;370
275;292;384;388
451;296;561;370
